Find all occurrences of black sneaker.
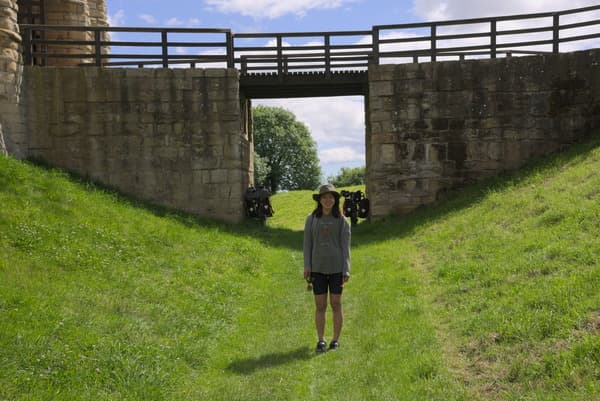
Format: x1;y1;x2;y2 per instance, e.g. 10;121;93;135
316;340;327;353
329;340;339;350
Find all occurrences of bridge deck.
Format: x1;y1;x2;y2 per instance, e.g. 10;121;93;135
240;71;368;98
18;4;600;100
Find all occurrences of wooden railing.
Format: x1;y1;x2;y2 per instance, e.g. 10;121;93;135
373;5;600;63
20;5;600;74
234;30;372;75
20;25;233;68
17;0;45;25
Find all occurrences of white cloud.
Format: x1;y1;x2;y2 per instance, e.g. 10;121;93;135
138;14;157;24
405;0;600;57
165;17;184;26
319;146;365;163
136;14;202;27
204;0;348;19
256;97;364;144
108;9;126;27
412;0;599;21
255;97;365;175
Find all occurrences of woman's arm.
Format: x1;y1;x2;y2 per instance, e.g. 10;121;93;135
341;218;351;277
303;214;313;279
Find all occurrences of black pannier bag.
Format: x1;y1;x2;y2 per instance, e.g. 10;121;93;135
341;189;369;226
358;197;370;219
343;198;353;217
244;186;274;220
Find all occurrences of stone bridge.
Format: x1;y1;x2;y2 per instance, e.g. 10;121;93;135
1;0;599;222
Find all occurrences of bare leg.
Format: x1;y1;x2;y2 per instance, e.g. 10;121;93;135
330;293;343;342
314;294;328;341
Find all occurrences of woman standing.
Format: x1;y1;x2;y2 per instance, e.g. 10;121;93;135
303;184;351;353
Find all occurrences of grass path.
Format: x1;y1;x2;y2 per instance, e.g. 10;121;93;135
1;134;599;400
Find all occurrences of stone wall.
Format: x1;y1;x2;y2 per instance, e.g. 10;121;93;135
22;67;252;223
0;0;23;157
1;0;111;157
367;49;600;218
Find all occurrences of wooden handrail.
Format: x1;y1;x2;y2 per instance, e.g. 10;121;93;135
18;5;600;72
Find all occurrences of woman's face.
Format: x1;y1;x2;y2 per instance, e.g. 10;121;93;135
319;193;336;212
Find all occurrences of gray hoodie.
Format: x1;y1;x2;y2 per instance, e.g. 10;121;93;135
303;213;350;276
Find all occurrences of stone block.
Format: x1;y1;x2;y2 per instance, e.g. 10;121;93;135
379;144;396;163
369;109;391;123
210;169;229;184
487;142;504;161
370;81;394;96
372;64;397;77
447;142;467;169
426;143;447;162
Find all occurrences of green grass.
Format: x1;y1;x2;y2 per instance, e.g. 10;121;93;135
1;135;599;400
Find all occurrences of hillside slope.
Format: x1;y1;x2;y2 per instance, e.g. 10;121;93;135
410;137;600;400
1;135;599;401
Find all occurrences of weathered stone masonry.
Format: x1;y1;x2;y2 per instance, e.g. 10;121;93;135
367;49;600;218
0;0;21;156
23;67;252;223
1;0;252;224
2;1;600;223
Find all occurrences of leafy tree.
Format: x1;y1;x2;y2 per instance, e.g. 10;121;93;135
327;166;365;187
253;151;269;187
253;105;322;192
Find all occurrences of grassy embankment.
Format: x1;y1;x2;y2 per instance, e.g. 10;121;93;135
1;135;599;400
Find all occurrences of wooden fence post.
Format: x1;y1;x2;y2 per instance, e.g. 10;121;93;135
161;30;168;68
226;31;234;68
94;29;102;66
430;23;437;62
553;13;560;53
490;20;497;59
372;27;379;65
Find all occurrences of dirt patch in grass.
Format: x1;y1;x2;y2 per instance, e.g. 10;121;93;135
449;312;600;400
581;310;600;334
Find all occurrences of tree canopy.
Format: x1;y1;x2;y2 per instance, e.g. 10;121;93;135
327;166;365;187
253;105;322;192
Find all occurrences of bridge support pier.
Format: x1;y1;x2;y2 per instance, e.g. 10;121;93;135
20;67;252;223
366;50;600;219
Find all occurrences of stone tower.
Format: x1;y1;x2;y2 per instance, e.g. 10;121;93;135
0;0;109;156
0;0;21;156
43;0;109;66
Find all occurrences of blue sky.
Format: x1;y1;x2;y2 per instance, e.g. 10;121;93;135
105;0;599;178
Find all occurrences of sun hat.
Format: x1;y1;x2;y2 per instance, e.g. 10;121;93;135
312;183;340;201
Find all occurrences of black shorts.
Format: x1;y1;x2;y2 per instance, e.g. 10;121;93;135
310;272;344;295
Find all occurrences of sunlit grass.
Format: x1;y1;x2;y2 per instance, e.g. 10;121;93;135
1;134;599;400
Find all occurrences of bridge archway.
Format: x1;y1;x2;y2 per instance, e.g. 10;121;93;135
251;95;368;190
5;4;600;222
240;70;369;190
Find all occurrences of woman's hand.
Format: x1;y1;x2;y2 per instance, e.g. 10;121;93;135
304;269;311;280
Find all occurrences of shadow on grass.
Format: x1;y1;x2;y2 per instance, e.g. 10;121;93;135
226;346;314;374
22;155;306;248
22;132;600;250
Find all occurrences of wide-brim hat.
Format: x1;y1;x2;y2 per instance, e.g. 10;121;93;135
312;183;340;201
